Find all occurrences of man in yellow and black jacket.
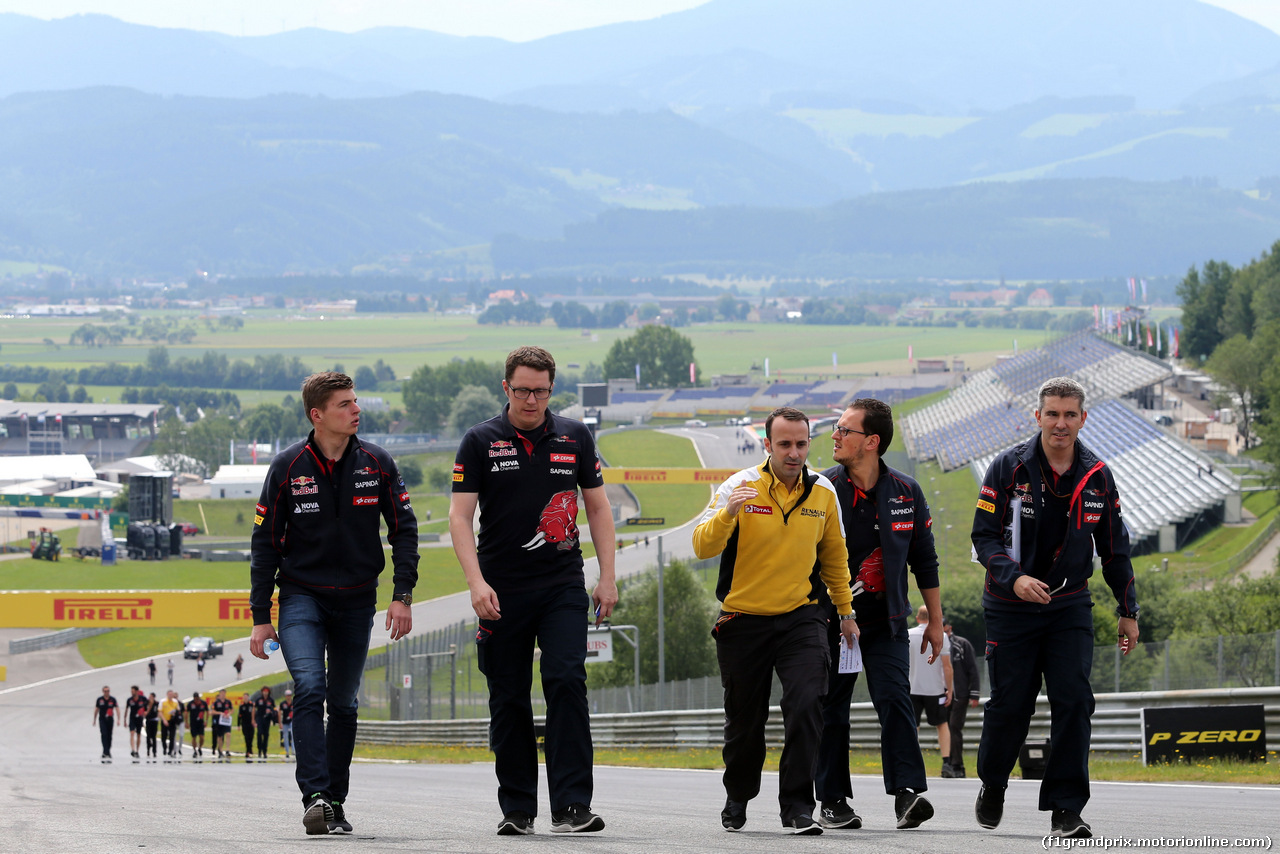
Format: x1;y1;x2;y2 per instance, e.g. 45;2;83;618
693;406;856;837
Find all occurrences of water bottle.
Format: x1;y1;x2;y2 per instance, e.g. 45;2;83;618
265;639;280;656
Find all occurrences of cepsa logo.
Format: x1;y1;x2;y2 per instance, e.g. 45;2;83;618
892;521;914;531
54;597;152;622
550;453;576;463
353;496;379;506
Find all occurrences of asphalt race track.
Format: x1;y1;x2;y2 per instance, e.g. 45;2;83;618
3;427;1276;851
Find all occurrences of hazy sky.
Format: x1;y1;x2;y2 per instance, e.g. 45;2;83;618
1;0;1277;40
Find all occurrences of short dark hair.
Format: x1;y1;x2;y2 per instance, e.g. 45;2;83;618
301;371;354;425
765;406;809;440
849;398;894;457
1038;376;1086;411
505;346;556;385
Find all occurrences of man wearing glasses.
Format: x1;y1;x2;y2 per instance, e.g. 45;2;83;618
814;398;944;831
451;345;618;836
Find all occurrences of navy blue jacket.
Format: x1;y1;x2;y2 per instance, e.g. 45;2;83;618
971;435;1138;618
822;460;940;635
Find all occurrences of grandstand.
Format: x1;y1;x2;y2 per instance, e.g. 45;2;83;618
969;399;1240;552
0;402;161;461
903;331;1173;471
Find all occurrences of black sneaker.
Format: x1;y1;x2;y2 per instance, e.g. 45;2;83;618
941;761;958;778
1051;810;1092;838
550;803;604;833
952;765;967;778
721;799;747;832
328;801;353;834
302;795;334;836
497;812;535;835
783;815;822;835
818;799;863;829
975;785;1006;829
894;790;934;829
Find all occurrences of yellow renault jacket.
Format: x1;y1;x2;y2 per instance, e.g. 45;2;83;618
693;460;852;617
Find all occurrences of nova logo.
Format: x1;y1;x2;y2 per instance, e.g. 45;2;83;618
54;597;152;622
743;504;772;515
218;597;278;621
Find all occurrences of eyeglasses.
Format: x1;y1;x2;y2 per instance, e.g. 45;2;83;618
509;386;552;400
832;425;869;439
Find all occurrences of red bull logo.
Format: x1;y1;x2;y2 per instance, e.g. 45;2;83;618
490;440;514;449
856;548;885;593
290;475;317;488
521;490;579;552
54;597;152;622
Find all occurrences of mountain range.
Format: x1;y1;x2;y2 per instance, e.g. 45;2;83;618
3;1;1280;278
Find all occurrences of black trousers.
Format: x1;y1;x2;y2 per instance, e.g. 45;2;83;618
145;720;158;755
949;696;972;769
815;621;927;800
977;605;1095;813
476;583;593;817
257;723;272;757
714;604;828;823
242;725;255;755
98;719;114;755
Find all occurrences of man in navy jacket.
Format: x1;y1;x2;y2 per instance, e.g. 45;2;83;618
250;371;418;836
815;398;945;831
971;377;1138;840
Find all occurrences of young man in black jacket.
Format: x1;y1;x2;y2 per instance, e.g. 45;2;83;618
971;377;1139;840
815;398;944;831
250;371;419;836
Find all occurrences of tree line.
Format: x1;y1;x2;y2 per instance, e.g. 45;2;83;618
1178;238;1280;470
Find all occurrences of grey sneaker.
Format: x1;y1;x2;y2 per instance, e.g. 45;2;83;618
550;803;604;833
302;795;333;836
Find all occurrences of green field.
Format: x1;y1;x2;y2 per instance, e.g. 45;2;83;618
0;313;1053;406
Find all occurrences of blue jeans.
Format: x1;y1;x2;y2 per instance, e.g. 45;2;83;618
815;620;927;800
278;593;374;805
476;583;593;817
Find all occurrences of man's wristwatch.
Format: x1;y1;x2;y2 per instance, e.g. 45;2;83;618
839;611;858;621
392;592;413;606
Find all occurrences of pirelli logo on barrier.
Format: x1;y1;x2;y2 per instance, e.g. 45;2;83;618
1141;704;1266;765
0;591;279;628
54;597;153;623
603;468;739;485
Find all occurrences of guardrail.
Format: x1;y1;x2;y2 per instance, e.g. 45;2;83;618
355;686;1280;754
9;627;115;654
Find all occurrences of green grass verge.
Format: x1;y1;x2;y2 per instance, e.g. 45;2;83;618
348;744;1280;784
599;429;712;535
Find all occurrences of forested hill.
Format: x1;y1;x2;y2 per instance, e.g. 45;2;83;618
493;180;1280;280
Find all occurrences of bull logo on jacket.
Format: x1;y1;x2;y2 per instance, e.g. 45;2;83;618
521;490;580;552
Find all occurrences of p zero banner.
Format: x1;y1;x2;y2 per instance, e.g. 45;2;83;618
0;591;276;628
603;468;738;485
1141;704;1266;765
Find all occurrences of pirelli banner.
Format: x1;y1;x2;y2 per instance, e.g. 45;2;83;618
0;590;276;628
1141;704;1266;765
603;468;738;485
